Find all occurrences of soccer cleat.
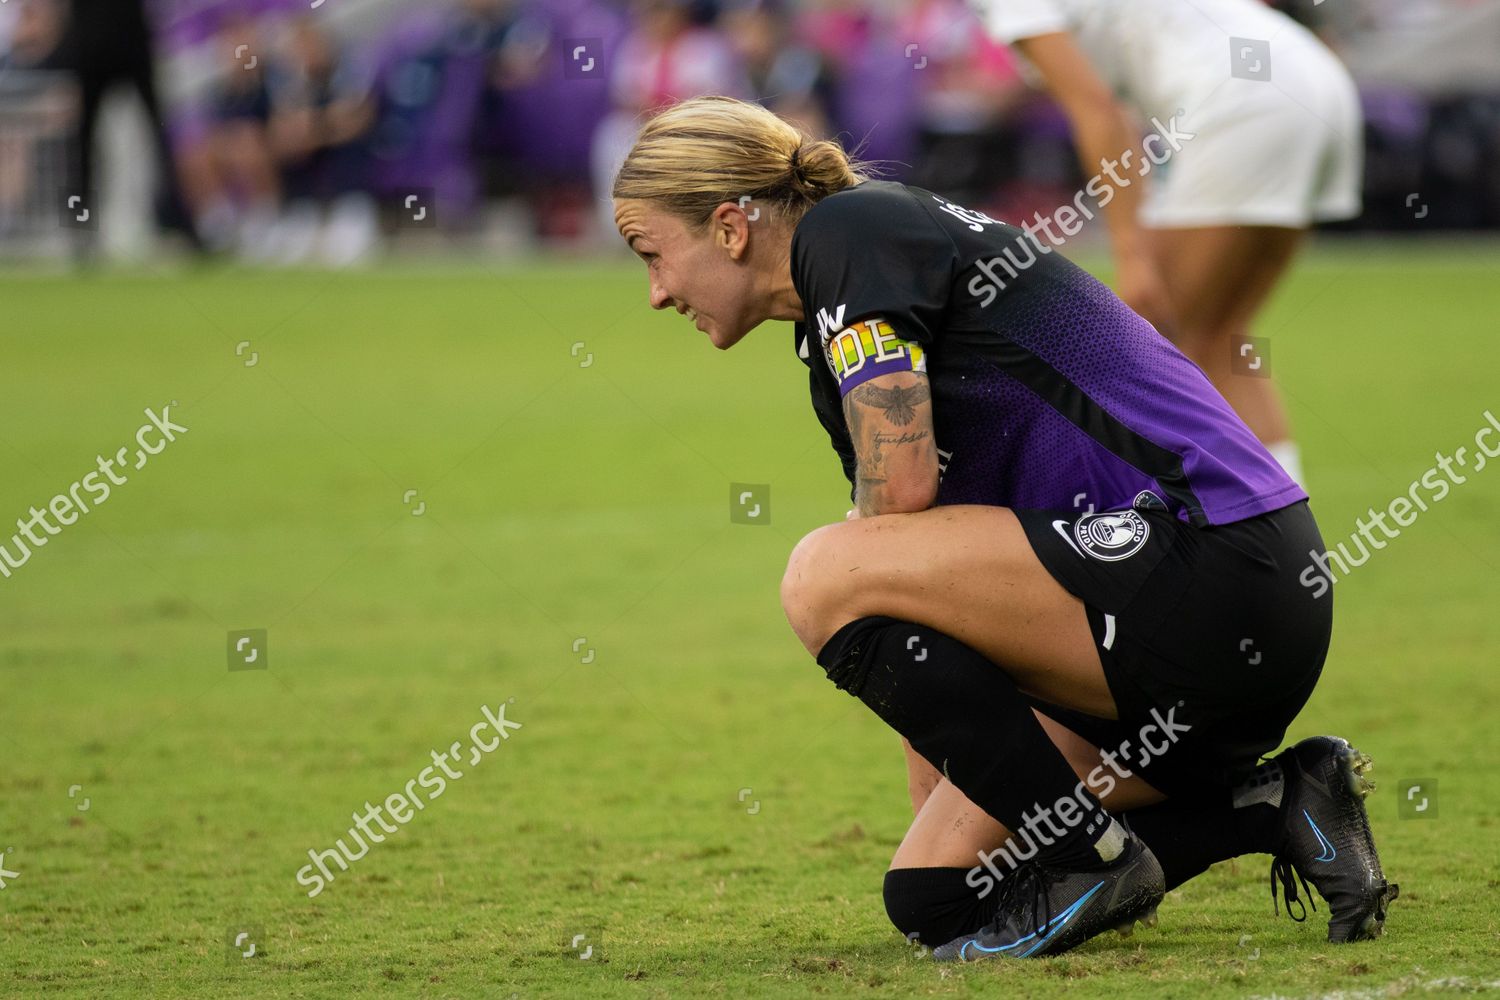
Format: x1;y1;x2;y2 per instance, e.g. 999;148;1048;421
1269;736;1398;943
932;836;1164;962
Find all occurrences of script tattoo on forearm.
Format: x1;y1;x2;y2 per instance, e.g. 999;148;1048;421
870;429;931;468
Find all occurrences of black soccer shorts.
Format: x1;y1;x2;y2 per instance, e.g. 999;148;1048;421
1016;500;1332;795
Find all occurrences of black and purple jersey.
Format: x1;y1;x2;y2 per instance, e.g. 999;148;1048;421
790;180;1305;526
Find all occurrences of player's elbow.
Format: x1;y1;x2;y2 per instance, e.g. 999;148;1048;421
882;474;939;514
869;468;939;515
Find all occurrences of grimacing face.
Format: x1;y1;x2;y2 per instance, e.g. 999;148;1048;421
613;197;765;350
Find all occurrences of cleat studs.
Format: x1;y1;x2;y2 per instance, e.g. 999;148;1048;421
1142;907;1159;929
1115;923;1134;938
1342;747;1377;798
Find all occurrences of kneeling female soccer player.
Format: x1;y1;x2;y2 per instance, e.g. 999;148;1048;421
611;96;1395;960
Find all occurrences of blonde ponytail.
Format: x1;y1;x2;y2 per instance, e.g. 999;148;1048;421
612;96;871;228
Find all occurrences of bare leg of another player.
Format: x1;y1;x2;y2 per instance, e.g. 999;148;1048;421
1148;225;1305;482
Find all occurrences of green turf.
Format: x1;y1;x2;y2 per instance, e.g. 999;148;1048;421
2;245;1497;998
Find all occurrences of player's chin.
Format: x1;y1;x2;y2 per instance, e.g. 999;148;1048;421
705;327;737;350
706;319;755;351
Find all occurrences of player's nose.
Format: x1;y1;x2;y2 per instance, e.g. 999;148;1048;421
649;279;672;311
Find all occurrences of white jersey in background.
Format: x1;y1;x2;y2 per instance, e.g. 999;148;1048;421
974;0;1363;227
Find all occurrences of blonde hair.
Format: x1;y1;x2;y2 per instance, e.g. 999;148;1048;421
612;95;872;229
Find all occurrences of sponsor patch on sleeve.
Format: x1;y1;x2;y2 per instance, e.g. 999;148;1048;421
824;317;926;396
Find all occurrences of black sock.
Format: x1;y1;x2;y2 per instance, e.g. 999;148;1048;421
1122;760;1284;892
884;867;1001;945
818;616;1124;870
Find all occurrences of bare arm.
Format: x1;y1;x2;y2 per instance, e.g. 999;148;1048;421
842;370;939;517
1013;32;1176;335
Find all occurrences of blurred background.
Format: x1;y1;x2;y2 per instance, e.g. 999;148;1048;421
2;0;1499;265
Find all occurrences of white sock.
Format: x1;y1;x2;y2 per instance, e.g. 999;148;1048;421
1093;816;1128;863
1266;440;1304;488
1231;759;1285;810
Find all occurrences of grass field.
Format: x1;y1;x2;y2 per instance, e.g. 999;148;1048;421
2;244;1498;998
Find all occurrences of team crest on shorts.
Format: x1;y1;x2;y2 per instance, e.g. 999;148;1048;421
1074;511;1150;561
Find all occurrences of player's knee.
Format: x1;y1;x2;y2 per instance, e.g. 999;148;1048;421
780;523;850;653
883;866;996;947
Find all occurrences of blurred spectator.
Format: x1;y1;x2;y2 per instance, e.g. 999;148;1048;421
479;0;627;242
896;0;1028;207
800;0;922;171
264;16;377;265
0;0;75;237
719;0;834;137
795;0;870;80
175;13;280;257
63;0;201;252
609;0;746;115
590;0;748;236
366;0;521;230
0;0;67;73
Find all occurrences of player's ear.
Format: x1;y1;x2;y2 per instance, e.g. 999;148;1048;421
710;201;752;261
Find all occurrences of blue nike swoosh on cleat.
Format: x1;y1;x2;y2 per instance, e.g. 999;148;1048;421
959;881;1105;961
1305;809;1337;862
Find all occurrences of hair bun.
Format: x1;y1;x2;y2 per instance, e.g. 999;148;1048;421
612;96;870;226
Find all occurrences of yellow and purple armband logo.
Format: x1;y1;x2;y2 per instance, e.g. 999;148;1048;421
825;318;926;396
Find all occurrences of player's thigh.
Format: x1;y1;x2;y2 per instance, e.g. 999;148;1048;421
1150;225;1302;344
781;505;1112;718
889;712;1167;870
